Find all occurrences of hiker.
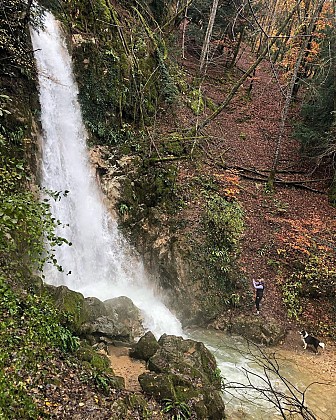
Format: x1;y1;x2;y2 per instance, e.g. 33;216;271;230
253;279;264;314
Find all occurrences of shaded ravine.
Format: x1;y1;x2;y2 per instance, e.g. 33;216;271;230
30;12;335;420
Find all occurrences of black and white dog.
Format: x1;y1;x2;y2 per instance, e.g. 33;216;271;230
299;330;325;354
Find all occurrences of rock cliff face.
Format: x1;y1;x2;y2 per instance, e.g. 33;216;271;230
89;149;197;322
90;148;287;346
89;149;212;326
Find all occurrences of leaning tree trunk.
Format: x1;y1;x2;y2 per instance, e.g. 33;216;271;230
181;6;189;59
200;0;219;72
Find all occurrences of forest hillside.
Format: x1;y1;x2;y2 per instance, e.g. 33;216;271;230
1;0;336;418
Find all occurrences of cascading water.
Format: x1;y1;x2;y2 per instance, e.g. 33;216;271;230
30;12;182;338
30;12;334;420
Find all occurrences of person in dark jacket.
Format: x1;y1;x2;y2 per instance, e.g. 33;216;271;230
253;279;264;314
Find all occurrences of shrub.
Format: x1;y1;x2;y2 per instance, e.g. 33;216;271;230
201;193;244;293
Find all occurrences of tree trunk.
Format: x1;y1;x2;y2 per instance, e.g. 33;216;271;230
268;0;326;190
181;7;189;59
195;1;303;132
23;0;34;24
200;0;219;72
228;25;244;68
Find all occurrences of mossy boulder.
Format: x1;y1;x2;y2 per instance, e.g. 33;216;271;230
149;334;220;387
44;284;89;333
138;334;225;419
138;372;176;400
130;330;160;361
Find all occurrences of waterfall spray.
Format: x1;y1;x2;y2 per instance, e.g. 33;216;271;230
30;12;182;338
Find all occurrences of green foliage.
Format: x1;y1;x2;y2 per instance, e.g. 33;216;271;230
122;162;179;216
0;276;79;418
188;89;205;115
0;151;70;277
162;398;191;420
0;0;43;78
90;370;121;395
156;48;179;105
197;190;244;303
203;193;244;273
291;253;336;299
282;251;336;320
282;280;303;320
76;343;121;395
63;0;179;146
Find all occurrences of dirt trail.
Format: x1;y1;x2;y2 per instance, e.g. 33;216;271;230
107;345;148;391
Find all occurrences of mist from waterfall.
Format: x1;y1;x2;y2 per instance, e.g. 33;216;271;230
30;12;182;338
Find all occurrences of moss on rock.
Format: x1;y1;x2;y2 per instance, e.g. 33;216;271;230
44;284;89;333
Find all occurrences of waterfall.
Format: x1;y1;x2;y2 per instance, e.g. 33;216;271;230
29;12;334;420
30;12;182;338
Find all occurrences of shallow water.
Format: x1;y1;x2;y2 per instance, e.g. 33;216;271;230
187;328;336;420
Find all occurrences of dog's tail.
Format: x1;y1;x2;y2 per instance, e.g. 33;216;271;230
319;342;325;350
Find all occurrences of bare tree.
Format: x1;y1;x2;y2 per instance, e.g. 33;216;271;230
222;340;331;419
200;0;220;72
180;5;189;59
268;0;326;189
194;1;302;132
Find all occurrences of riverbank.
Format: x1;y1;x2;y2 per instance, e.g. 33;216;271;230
107;328;336;419
277;328;336;383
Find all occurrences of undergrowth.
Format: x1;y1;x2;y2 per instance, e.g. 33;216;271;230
0;276;79;418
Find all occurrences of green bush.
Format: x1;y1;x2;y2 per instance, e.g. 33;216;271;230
282;280;303;320
0;277;79;418
201;192;244;293
162;398;191;419
0;152;70;278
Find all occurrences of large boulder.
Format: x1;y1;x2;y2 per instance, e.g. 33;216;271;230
149;334;220;386
81;315;132;342
84;296;107;321
228;315;287;345
104;296;145;338
138;373;176;400
44;284;89;333
138;334;225;419
130;331;160;361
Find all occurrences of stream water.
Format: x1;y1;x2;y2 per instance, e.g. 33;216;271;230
31;12;334;420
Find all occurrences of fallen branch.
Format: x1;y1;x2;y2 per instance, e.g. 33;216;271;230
273;179;324;194
148;155;188;163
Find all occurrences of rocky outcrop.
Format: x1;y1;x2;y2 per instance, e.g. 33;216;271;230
85;296;108;320
43;284;145;342
81;315;133;342
44;284;89;333
214;314;287;345
104;296;145;338
135;333;225;419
